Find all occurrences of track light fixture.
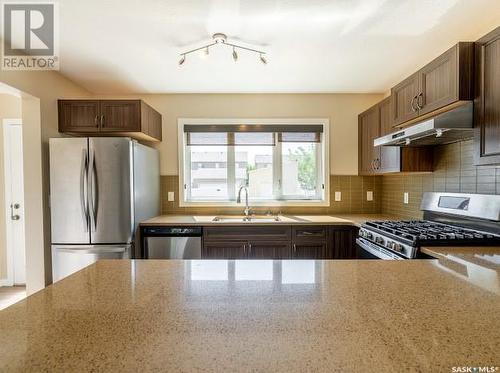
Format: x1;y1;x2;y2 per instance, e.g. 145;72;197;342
178;33;267;66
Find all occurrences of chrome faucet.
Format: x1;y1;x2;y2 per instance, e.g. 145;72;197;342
237;185;251;219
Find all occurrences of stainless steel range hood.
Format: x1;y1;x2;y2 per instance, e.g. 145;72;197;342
374;102;473;147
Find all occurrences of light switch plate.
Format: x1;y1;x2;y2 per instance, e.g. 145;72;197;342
366;191;373;201
334;191;342;202
403;192;409;204
168;191;175;202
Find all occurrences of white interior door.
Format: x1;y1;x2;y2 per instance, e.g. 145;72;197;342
3;120;26;285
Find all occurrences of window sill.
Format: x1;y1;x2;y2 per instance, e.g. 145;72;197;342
179;199;330;207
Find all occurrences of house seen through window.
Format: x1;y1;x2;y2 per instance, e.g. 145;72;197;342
180;121;328;204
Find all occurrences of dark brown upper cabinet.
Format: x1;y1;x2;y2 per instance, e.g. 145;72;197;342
391;74;420;126
359;104;380;175
474;27;500;165
391;42;474;128
58;99;162;142
99;100;141;132
58;100;101;132
359;98;433;175
379;96;393;136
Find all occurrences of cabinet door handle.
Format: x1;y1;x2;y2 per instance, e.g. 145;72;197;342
417;92;424;110
243;244;246;255
410;96;418;112
94;115;99;127
293;244;297;252
100;115;105;127
376;158;381;170
248;243;252;255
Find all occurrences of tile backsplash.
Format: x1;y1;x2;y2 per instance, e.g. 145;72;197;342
381;140;500;219
160;175;382;215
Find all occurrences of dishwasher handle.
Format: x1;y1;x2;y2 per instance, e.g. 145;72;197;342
143;226;202;237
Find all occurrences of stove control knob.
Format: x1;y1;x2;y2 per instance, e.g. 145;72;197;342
391;243;403;252
360;230;373;239
375;236;385;245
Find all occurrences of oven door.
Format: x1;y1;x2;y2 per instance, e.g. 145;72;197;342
356;238;406;260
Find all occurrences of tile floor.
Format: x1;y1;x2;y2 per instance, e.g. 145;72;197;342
0;286;26;311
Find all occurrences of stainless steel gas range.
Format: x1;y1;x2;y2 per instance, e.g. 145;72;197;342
356;192;500;260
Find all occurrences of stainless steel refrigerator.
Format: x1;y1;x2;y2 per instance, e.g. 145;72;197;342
49;137;159;282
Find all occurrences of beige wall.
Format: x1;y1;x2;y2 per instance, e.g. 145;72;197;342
0;71;90;293
0;94;22;279
102;94;383;176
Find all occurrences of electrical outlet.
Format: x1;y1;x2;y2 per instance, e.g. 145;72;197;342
334;191;342;202
403;192;409;204
168;191;175;202
366;191;373;201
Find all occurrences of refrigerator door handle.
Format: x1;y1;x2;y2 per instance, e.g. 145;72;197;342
88;149;99;232
80;149;89;232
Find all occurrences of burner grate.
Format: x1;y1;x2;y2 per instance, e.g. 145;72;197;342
364;220;500;246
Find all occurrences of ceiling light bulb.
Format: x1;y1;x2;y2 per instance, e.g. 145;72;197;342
178;55;185;65
232;47;238;62
260;54;267;65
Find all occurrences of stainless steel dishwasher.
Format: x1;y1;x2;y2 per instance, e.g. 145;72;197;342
141;227;202;259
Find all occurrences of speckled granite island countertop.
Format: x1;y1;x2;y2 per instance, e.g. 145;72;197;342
0;259;499;372
141;214;397;227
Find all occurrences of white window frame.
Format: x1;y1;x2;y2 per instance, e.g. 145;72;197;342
178;118;330;207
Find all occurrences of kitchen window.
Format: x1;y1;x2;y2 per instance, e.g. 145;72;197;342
178;119;329;206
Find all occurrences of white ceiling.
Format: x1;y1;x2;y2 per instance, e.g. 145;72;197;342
58;0;500;94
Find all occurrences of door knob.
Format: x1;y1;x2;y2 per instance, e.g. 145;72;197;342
10;204;21;220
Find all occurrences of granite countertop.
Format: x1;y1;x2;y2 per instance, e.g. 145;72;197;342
421;246;500;293
141;214;397;227
0;258;498;371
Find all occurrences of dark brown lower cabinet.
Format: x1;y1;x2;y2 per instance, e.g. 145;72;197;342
292;242;329;259
330;226;358;259
248;241;291;259
201;225;358;260
202;241;247;259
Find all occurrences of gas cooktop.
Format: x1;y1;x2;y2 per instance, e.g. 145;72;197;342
357;192;500;259
363;220;500;246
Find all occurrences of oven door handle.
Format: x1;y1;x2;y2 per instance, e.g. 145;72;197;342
356;238;405;260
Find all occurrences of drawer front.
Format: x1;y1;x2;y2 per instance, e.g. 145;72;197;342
204;226;291;242
292;226;328;242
